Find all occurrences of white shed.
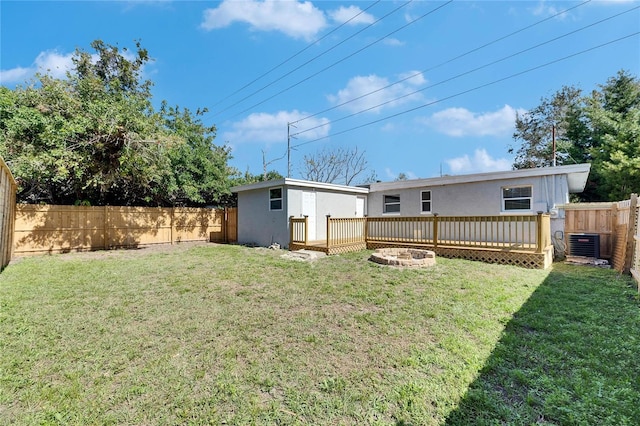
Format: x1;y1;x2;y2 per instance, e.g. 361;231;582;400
231;178;368;248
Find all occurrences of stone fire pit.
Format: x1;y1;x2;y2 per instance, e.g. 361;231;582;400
369;247;436;267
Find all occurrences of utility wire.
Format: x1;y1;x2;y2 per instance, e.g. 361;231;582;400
291;4;640;138
291;32;640;149
223;0;453;121
290;0;593;126
212;0;404;118
209;0;381;112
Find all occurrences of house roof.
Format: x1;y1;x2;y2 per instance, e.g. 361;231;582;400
230;178;369;194
231;164;592;195
366;163;592;193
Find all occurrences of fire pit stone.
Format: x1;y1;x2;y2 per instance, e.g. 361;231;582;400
369;247;436;267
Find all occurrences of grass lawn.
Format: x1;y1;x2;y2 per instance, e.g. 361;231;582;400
1;244;638;425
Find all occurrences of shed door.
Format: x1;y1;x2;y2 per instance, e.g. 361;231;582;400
302;191;317;241
356;196;365;217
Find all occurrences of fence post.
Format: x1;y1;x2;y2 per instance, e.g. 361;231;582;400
170;207;175;245
304;215;309;244
623;194;638;274
326;215;331;249
222;207;228;243
104;205;109;250
433;214;439;248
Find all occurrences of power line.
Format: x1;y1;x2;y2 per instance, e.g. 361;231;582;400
289;0;593;126
209;1;382;114
223;0;453;121
291;32;640;149
211;0;403;118
291;4;640;138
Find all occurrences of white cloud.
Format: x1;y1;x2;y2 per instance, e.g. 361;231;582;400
34;51;74;79
223;110;330;145
446;149;512;174
0;66;31;85
424;105;524;137
383;38;404;47
0;50;74;85
201;0;327;40
328;71;426;114
329;6;375;25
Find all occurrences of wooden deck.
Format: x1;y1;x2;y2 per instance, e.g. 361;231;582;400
290;239;553;269
290;213;553;269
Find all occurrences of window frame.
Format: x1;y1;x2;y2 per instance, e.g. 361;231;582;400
269;186;283;211
501;185;533;212
420;190;432;214
383;194;401;214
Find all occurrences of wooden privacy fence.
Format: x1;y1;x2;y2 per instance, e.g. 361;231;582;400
290;213;552;268
563;194;638;274
14;205;237;256
0;157;17;269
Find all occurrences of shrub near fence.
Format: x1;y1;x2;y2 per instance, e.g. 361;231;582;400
0;157;17;269
14;205;237;256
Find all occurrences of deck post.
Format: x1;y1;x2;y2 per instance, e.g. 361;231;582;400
304;215;309;245
289;216;294;247
433;214;439;248
364;215;368;245
326;215;331;249
536;211;544;253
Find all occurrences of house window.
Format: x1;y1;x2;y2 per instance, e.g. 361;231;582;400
269;187;283;211
420;190;431;213
502;186;532;211
383;195;400;214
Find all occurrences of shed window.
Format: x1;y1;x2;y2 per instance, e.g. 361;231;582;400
502;186;532;211
384;195;400;214
420;190;431;213
269;187;283;211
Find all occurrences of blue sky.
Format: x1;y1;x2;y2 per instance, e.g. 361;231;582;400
1;0;639;183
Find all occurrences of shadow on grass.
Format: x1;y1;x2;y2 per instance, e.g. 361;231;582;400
445;263;640;426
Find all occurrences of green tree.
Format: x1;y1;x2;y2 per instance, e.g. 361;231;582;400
585;70;640;200
0;40;233;206
508;70;640;201
509;85;583;169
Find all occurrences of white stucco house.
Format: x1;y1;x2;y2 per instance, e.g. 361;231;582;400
231;163;591;248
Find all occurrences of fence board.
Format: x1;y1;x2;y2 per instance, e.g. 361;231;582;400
14;205;236;255
0;157;17;269
564;204;614;259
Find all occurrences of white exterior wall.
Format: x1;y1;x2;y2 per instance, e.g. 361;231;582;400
287;186;366;240
236;183;367;247
236;186;289;248
367;175;570;217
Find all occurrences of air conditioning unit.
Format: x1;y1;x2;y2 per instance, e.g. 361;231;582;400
568;233;600;258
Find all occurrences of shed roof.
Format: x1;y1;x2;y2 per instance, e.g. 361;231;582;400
230;178;369;194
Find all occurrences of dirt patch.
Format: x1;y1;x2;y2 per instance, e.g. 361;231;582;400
13;241;215;263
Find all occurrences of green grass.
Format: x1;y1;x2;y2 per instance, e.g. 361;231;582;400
0;244;638;425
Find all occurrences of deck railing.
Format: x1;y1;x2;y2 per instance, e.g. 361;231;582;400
289;216;308;245
326;216;367;248
291;213;551;253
